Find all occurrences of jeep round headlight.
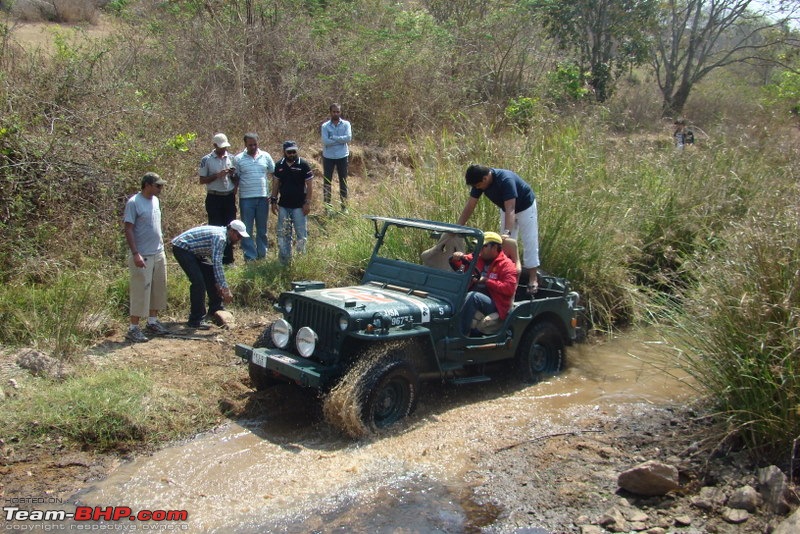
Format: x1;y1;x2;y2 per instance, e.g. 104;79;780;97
338;315;349;331
271;319;291;348
283;298;293;313
295;326;317;357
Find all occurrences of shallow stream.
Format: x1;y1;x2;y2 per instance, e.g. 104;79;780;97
70;333;693;532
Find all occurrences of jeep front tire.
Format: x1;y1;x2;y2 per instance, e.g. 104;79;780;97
323;343;420;438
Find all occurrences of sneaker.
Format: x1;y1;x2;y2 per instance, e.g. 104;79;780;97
187;320;212;330
125;326;149;343
145;320;170;336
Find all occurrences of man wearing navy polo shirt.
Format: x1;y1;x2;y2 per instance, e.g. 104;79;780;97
271;140;314;265
457;164;540;294
233;133;274;261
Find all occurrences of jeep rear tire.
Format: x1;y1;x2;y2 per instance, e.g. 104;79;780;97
248;325;284;391
323;342;419;438
515;322;564;383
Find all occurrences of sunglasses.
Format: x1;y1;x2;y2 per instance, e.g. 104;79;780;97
285;150;297;155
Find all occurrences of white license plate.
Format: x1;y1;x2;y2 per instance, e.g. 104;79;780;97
252;351;268;368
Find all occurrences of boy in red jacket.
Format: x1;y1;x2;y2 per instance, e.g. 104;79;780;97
449;232;519;336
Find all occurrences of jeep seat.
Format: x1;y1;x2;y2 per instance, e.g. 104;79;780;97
420;234;466;270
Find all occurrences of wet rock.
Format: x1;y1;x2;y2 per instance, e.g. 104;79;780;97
598;507;630;532
618;460;680;496
721;506;750;524
758;465;791;514
727;484;761;512
772;507;800;534
691;486;727;511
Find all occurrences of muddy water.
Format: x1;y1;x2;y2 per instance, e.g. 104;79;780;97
72;333;692;533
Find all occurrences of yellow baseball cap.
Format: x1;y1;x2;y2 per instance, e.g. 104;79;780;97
483;231;502;245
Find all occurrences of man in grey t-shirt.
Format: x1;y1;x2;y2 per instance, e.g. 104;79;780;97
123;172;169;342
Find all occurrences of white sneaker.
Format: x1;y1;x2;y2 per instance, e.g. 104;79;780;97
125;326;149;343
145;320;170;336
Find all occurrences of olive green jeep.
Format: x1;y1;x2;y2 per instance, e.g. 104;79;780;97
236;216;584;437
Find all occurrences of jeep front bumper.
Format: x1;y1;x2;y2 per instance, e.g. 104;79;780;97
235;343;329;388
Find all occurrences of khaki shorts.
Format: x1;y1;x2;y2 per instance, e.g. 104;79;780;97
129;250;168;318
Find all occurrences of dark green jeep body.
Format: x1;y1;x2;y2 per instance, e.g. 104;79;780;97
236;216;584;436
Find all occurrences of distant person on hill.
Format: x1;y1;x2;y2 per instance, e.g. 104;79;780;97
123;172;169;343
198;133;237;265
171;221;249;329
321;103;352;214
449;231;518;336
271;140;314;265
456;164;540;294
673;118;694;149
233;133;274;261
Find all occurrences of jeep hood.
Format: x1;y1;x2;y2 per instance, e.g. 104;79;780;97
292;284;454;324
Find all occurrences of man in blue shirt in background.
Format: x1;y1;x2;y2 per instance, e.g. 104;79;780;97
321;103;352;214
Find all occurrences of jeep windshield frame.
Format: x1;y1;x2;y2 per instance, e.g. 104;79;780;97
362;216;485;309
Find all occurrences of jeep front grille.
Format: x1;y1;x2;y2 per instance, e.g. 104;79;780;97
290;301;339;362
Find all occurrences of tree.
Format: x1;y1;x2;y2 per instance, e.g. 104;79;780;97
653;0;800;117
527;0;657;102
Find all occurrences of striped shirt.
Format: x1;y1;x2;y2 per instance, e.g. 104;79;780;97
234;149;274;199
171;225;230;289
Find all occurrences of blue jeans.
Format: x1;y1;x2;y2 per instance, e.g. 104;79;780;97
460;291;497;336
172;245;223;324
277;206;308;265
239;196;268;261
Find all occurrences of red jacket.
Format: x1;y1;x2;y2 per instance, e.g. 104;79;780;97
450;250;519;319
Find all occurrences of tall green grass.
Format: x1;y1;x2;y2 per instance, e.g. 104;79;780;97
663;205;799;462
0;270;123;359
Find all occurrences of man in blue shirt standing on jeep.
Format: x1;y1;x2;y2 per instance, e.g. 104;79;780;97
457;164;540;295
